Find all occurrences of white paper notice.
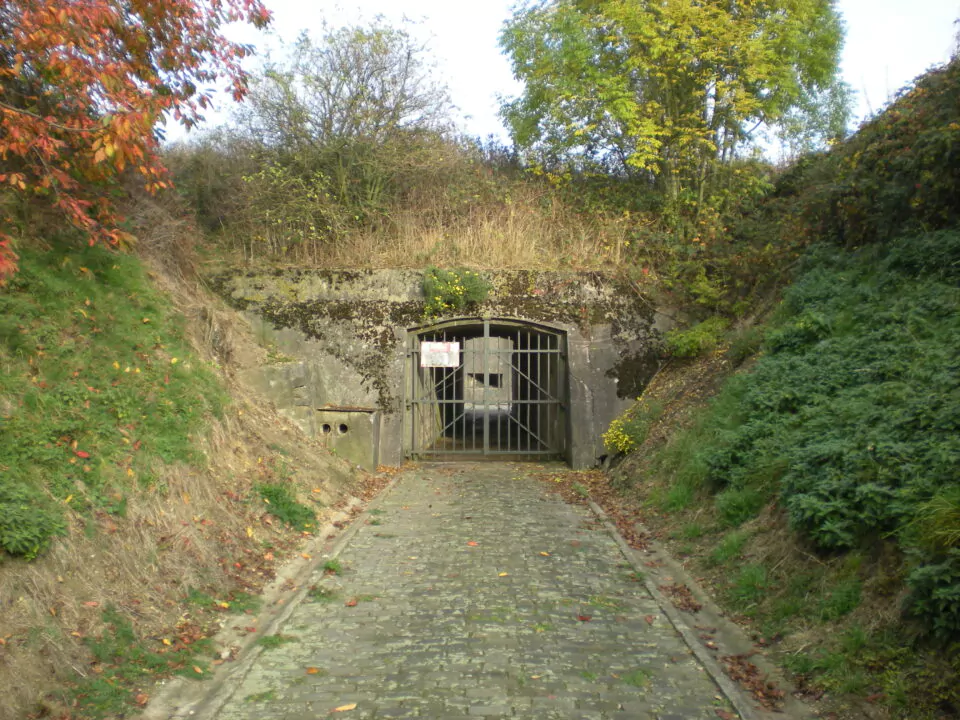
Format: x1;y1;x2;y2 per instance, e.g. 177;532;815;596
420;341;460;368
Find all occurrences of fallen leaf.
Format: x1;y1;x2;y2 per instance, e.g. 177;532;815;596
345;598;358;607
161;638;172;646
192;666;203;675
74;450;90;459
333;703;357;712
306;667;321;674
83;601;99;607
539;551;550;556
466;541;479;547
644;615;655;625
716;711;736;719
577;614;592;622
134;693;149;706
301;553;312;560
498;572;509;577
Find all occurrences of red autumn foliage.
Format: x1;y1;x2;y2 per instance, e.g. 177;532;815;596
0;0;272;282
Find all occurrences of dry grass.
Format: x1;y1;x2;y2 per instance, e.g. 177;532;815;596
0;191;363;720
213;183;649;271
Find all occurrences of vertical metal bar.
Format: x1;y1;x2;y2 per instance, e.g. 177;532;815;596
521;329;527;452
402;333;409;458
515;327;520;452
482;321;489;455
548;332;554;453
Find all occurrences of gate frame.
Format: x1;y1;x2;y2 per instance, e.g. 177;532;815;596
402;317;571;463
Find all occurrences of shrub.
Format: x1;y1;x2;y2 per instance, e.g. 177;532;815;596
725;325;765;366
256;483;316;531
422;267;492;317
664;316;729;358
648;232;960;637
906;550;960;642
715;486;768;527
602;401;663;454
0;484;66;559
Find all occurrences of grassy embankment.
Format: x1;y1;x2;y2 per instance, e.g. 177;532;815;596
606;59;960;718
0;224;362;719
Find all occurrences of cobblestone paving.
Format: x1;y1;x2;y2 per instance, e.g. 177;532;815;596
212;465;737;719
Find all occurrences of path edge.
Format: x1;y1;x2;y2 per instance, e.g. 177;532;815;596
143;472;405;720
586;498;763;720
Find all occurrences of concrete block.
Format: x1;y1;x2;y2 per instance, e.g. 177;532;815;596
316;408;379;471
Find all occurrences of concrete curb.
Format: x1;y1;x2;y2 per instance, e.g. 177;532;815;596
586;499;763;720
143;473;405;720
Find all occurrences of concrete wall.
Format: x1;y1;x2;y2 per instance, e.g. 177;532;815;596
208;269;670;469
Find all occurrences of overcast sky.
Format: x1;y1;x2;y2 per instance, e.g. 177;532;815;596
169;0;960;142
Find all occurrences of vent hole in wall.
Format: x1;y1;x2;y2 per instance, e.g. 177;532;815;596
322;424;332;434
338;423;349;434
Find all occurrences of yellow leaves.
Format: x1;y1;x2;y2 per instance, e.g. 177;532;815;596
333;703;357;712
161;638;172;646
539;551;551;557
246;526;253;538
305;666;321;674
498;572;509;577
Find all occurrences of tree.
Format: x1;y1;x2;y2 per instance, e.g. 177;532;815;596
236;22;453;151
0;0;272;282
228;21;455;240
499;0;849;205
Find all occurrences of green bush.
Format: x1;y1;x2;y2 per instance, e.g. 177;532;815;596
256;483;316;531
0;484;66;559
906;549;960;641
651;232;960;638
725;325;765;366
602;401;663;454
664;316;729;358
715;486;768;527
422;267;492;317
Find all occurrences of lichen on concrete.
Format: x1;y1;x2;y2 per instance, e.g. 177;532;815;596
207;267;666;467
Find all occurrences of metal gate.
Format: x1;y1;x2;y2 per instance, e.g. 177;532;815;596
404;319;568;460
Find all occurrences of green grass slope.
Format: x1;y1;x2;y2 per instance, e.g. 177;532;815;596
0;235;362;719
0;241;227;558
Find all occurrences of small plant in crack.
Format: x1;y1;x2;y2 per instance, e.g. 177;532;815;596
306;585;339;603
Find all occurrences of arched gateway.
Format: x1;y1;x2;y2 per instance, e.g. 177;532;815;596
403;318;569;461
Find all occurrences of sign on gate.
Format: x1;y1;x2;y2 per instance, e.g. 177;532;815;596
420;341;460;368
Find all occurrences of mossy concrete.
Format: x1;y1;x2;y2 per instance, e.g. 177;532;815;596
208;269;672;468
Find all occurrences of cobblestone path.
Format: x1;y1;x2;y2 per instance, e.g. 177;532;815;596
211;465;737;719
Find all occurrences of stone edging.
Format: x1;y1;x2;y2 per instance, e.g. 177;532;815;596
585;499;764;720
143;474;404;720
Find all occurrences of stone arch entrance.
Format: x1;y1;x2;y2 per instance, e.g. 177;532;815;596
403;318;569;461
